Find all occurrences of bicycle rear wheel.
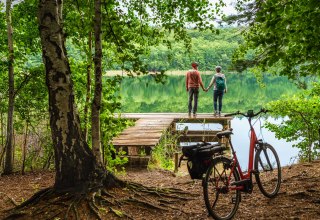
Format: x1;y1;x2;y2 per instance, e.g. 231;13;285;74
203;157;240;220
254;143;281;198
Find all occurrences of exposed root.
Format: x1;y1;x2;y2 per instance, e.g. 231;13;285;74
109;207;133;219
3;174;195;219
124;181;195;200
123;197;168;211
0;192;18;207
14;187;53;209
101;189;116;198
88;200;102;220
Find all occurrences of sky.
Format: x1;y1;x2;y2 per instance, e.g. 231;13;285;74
216;0;238;15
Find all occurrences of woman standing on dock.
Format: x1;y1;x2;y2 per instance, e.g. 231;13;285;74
206;66;227;116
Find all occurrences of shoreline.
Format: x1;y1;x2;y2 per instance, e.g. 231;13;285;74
105;70;216;76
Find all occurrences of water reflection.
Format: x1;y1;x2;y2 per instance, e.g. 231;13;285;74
120;74;298;113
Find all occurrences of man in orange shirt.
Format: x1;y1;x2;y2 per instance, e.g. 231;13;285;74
186;62;205;117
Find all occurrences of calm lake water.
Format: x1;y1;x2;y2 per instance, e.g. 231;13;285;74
119;74;300;166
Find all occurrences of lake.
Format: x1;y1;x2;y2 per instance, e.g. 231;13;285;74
118;73;300;166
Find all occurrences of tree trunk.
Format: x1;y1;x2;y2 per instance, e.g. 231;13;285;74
0;113;5;169
91;0;103;164
38;0;104;190
3;0;15;175
83;32;93;142
21;121;28;175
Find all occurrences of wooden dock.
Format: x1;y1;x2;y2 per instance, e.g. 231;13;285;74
112;113;232;166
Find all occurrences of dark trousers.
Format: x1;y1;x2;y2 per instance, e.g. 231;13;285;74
214;90;224;112
188;87;199;114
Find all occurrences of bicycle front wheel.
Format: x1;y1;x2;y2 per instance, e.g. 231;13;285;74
254;143;281;198
203;157;241;220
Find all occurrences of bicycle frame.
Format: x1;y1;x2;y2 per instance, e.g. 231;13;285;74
228;117;258;191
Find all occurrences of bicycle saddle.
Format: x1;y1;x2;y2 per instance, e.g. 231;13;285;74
216;128;233;139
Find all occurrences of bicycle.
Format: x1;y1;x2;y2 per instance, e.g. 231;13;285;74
202;109;281;220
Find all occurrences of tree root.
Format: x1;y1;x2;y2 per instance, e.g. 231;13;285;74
3;175;196;219
109;207;133;219
0;192;18;207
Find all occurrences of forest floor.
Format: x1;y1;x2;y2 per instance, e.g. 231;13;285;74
0;159;320;219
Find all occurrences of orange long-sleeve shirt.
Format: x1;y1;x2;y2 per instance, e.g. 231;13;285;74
186;69;204;90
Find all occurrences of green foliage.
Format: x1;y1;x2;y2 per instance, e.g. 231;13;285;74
265;82;320;162
100;76;131;171
111;28;242;71
233;0;320;82
0;4;6;54
105;144;128;173
148;129;181;170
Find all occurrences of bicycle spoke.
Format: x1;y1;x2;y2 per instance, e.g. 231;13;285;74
255;144;281;198
262;148;274;171
203;157;240;220
212;190;220;209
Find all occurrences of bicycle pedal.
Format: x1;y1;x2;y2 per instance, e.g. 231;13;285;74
231;179;251;186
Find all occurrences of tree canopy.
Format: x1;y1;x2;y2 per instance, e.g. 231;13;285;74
232;0;320;81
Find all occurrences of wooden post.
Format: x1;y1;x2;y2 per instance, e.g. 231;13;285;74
174;152;179;173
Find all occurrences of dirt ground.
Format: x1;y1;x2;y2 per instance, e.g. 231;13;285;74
0;160;320;220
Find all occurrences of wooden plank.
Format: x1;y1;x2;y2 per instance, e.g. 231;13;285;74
113;139;160;144
117;113;233;120
112;117;174;147
114;132;163;136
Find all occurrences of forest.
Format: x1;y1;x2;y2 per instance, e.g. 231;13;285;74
0;0;319;219
0;22;246;174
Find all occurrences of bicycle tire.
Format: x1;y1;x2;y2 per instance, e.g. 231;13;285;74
203;157;241;220
254;143;281;198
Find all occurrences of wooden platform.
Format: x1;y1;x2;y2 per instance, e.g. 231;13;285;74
118;113;232;123
112;113;232;167
112;118;174;147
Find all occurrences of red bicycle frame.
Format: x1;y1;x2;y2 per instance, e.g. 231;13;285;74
228;117;258;191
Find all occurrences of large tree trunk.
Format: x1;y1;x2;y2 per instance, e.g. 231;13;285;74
38;0;104;190
91;0;103;164
3;0;15;175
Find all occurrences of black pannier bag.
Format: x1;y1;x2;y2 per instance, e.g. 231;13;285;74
180;143;226;180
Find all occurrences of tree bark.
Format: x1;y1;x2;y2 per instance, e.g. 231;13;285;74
38;0;104;190
0;113;5;169
91;0;103;164
3;0;15;175
21;121;28;175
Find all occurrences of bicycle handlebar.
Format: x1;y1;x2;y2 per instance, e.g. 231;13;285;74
225;108;269;118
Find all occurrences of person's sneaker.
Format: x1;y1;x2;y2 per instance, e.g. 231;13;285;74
214;111;218;116
193;113;197;117
218;111;221;117
188;112;191;117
